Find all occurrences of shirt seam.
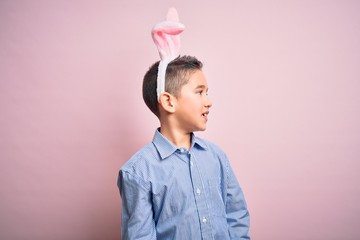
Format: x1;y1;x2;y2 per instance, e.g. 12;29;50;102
121;169;151;192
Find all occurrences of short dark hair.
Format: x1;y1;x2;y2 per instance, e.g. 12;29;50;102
142;55;203;118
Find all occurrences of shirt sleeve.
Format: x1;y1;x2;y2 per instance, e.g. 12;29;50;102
117;170;157;240
225;164;251;239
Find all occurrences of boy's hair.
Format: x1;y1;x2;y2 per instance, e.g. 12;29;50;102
143;55;203;118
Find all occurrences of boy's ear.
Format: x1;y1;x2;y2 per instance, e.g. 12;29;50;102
159;92;176;113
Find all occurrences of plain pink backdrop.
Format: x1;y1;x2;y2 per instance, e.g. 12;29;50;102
1;1;359;239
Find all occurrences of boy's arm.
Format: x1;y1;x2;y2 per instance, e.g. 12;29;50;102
117;170;156;240
226;165;251;239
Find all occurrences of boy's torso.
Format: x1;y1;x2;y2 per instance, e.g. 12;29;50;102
121;130;231;239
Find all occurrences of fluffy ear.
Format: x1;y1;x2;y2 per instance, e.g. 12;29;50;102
151;8;185;61
152;8;185;101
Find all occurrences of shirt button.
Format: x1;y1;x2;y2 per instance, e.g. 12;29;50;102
202;217;207;224
180;148;184;153
196;188;201;195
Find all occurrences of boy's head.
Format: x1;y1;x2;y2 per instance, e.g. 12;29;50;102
143;55;203;118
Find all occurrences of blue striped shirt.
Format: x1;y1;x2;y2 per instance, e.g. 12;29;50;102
118;129;250;239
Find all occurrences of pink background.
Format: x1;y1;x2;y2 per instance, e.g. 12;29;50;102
1;1;360;239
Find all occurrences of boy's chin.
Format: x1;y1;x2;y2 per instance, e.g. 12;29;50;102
194;126;207;132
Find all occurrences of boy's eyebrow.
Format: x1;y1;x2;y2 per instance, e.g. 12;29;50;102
194;85;208;90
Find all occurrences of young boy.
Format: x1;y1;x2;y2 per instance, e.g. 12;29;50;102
117;55;250;239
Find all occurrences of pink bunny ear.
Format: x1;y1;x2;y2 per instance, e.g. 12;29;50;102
152;8;185;60
151;8;185;101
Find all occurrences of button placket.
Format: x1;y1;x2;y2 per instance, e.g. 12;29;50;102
188;152;213;238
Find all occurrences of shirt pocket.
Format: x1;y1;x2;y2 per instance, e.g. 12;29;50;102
208;178;226;217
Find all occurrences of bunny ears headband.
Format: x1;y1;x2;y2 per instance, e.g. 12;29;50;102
151;8;185;101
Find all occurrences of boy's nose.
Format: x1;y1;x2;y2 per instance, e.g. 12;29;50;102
205;97;212;108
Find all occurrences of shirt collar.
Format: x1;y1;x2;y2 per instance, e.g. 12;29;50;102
152;128;208;160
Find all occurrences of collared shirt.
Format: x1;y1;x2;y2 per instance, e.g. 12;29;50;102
118;129;250;240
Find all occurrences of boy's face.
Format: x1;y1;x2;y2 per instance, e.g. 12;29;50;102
173;70;212;133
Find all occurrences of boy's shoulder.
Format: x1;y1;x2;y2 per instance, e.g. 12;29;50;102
121;142;158;173
120;133;230;178
193;135;227;157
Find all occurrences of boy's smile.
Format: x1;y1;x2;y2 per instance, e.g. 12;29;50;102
173;70;212;133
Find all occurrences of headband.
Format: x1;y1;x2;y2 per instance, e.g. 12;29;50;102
151;8;185;101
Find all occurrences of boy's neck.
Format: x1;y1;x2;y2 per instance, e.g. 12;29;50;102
159;124;191;150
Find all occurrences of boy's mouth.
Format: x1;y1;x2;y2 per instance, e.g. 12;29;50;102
201;111;209;117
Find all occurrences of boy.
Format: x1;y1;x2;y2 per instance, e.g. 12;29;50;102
117;55;250;239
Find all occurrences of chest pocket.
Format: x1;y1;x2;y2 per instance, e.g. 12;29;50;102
208;178;226;217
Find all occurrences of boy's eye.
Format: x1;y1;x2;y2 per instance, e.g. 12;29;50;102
196;91;209;96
